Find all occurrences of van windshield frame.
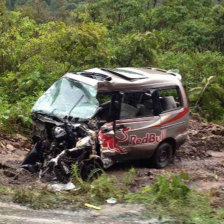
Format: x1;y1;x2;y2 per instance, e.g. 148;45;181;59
32;78;99;120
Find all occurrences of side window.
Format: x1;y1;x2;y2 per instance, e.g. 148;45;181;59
137;93;154;117
120;92;141;119
119;92;154;119
158;87;182;112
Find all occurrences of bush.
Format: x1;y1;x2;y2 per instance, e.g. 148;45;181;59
126;173;220;223
158;51;224;123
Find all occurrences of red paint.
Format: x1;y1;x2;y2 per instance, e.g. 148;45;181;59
99;127;130;153
160;107;189;126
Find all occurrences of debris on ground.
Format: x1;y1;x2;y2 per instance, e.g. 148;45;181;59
49;182;76;191
84;203;101;210
106;197;117;204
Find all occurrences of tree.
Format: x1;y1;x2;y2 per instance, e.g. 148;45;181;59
113;31;158;66
0;0;6;14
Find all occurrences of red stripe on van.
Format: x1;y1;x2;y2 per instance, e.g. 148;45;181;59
160;107;189;127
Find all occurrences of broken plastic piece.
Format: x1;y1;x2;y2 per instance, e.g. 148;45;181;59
49;182;76;191
106;197;117;204
84;203;101;210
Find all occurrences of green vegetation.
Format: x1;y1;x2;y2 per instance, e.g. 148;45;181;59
126;173;224;223
0;0;224;133
71;164;134;202
1;0;224;133
0;171;223;223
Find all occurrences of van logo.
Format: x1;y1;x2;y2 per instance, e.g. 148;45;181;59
99;128;166;153
99;127;130;154
129;130;166;145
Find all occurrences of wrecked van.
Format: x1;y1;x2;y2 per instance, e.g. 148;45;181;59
21;67;189;182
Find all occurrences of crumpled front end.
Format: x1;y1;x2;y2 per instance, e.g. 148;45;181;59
21;115;103;183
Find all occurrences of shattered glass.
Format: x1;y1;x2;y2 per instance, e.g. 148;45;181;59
32;78;99;119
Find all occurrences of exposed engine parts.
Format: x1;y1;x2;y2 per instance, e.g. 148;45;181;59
21;118;102;183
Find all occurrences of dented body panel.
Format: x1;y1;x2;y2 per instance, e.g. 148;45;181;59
22;67;189;181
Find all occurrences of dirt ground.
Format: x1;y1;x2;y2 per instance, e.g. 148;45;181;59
1;117;224;199
0;202;153;224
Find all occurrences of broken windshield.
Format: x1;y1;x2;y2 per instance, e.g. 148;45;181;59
32;78;99;120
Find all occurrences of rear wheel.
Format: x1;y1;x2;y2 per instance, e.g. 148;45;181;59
153;142;173;168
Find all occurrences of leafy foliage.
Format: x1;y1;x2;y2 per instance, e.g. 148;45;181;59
1;0;224;133
151;173;190;201
0;1;111;133
126;173;222;224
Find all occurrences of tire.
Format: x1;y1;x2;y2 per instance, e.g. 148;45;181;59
153;142;173;168
79;159;103;181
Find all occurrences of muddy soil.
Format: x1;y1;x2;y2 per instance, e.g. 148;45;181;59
0;133;38;187
1;118;224;197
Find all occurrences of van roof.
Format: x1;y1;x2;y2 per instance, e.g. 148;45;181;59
64;67;182;91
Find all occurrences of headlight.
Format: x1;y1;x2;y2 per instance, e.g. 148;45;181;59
54;127;66;138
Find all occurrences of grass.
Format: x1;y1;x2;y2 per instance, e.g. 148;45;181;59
0;169;224;223
0;186;78;209
71;164;134;203
125;173;224;224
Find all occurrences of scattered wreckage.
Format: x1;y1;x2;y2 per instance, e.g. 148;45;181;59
21;67;189;183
